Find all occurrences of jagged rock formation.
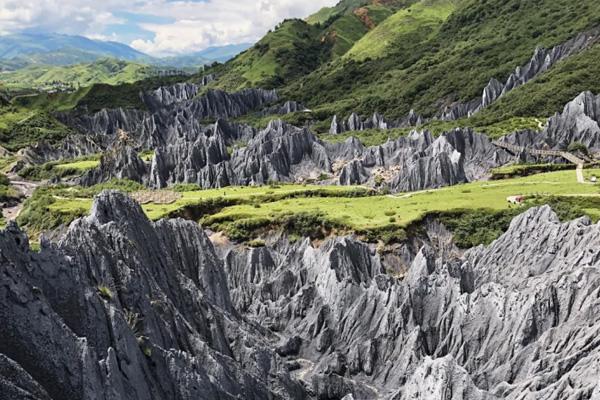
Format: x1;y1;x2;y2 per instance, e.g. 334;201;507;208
141;82;202;110
542;90;600;150
80;144;148;186
229;120;331;185
440;28;600;121
80;121;514;192
337;128;513;191
329;110;422;135
140;75;215;111
23;86;277;167
2;192;600;399
223;205;600;399
148;119;239;188
0;191;305;400
260;100;308;116
18;136;107;165
500;91;600;153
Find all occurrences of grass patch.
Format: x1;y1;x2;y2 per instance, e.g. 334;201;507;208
18;155;100;181
205;169;600;242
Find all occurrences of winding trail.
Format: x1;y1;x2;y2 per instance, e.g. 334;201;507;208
2;171;42;222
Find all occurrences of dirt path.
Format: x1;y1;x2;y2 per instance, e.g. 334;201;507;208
2;172;42;222
576;163;586;184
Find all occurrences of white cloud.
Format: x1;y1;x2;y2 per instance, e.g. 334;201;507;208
0;0;339;56
131;0;339;56
0;0;125;36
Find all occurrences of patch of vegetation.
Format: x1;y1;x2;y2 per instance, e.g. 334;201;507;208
246;239;266;248
0;172;19;203
0;156;17;172
320;127;411;146
490;163;575;179
205;169;600;242
75;74;188;112
209;1;415;91
17;179;144;235
0;110;74;151
18;155;100;181
97;285;113;300
346;0;458;61
18;183;370;236
282;0;600;122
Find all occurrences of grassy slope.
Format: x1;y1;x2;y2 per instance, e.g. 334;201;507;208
281;0;600;122
346;0;458;61
208;169;600;231
209;1;414;91
472;43;600;124
207;20;327;90
0;58;155;90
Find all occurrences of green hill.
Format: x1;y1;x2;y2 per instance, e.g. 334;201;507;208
209;0;414;90
0;58;158;90
206;0;600;132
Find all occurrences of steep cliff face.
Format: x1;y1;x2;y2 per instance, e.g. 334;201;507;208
0;192;305;400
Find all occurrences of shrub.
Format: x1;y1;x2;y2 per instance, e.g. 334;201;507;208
0;173;10;186
567;142;589;156
247;239;266;248
98;285;113;300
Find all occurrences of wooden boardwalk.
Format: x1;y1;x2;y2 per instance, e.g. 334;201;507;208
492;140;587;183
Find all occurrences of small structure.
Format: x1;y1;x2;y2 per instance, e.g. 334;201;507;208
507;195;526;205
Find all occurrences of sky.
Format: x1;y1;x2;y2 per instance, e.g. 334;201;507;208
0;0;339;56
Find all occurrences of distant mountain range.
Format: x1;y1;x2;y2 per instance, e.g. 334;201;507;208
0;32;252;71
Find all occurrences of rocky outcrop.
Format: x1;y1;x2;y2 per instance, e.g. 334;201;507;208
440;28;600;121
51;87;276;158
18;136;107;165
260;100;308;116
0;192;305;400
141;82;201;110
230;120;332;185
337;128;513;191
542;90;600;150
499;91;600;153
148;121;234;188
80;144;148;186
329;110;423;135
